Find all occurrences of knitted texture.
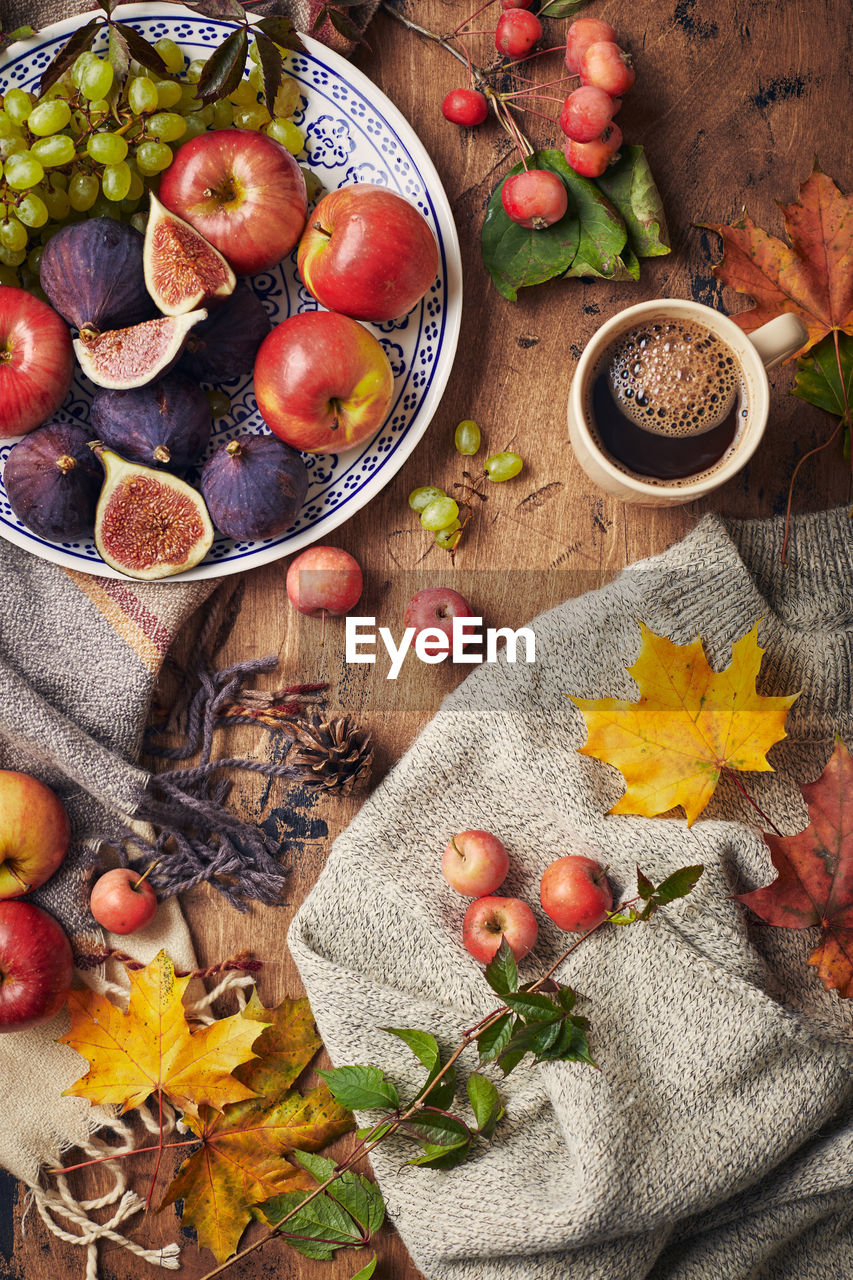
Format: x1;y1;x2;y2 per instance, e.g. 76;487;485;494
290;508;853;1280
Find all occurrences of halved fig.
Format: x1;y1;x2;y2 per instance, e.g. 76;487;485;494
144;193;236;316
92;446;214;580
74;310;207;390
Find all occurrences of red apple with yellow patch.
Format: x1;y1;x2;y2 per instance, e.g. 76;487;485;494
0;770;70;898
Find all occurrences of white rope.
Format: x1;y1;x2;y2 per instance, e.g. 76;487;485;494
33;1184;180;1278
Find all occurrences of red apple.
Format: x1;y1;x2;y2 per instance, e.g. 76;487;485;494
0;770;70;898
463;895;538;964
0;901;74;1031
442;830;509;897
255;311;394;453
0;287;74;438
157;129;307;276
89;867;158;935
540;854;613;932
286;545;363;616
403;588;475;658
297;184;439;322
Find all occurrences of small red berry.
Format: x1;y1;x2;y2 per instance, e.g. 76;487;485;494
559;86;615;142
441;87;489;126
501;169;568;230
565;17;616;74
563;123;623;178
495;9;542;57
579;42;636;96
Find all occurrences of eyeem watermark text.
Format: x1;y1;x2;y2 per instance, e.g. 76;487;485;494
345;616;536;680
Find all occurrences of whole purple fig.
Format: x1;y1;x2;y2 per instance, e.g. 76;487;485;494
90;372;212;472
201;433;308;541
4;422;102;541
179;283;271;382
40;219;156;334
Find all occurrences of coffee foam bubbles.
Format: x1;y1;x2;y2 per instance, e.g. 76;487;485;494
606;319;740;438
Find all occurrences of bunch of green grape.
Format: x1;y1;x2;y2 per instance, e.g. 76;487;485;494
0;36;307;292
408;420;525;553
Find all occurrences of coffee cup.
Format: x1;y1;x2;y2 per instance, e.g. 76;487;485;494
567;299;808;506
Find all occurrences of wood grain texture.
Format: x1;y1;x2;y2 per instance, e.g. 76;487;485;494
2;1;850;1276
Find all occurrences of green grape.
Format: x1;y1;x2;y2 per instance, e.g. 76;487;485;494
269;118;303;154
180;114;207;143
5;151;45;190
274;76;301;118
154;79;182;110
434;520;462;551
27;98;71;136
212;99;234;130
454;419;481;455
179;83;199;113
128;76;159;115
247;65;263;92
87;132;129;165
0;135;27;162
146;112;186;142
16;192;48;228
43;73;74;100
0;265;20;287
420;496;459;531
0;217;27;252
484;451;524;482
120;195;141;214
42;184;70;219
0;244;26;267
409;484;446;512
0;112;18;139
206;388;231;418
79;56;114;102
134;139;172;175
3;89;33;125
89;193;120;219
31;134;76;167
185;58;207;84
87;99;110;124
26;243;43;274
233;103;270;131
194;104;215;127
248;39;262;64
126;168;144;200
68;170;99;211
101;161;131;202
154;37;185;75
49;170;68;190
129;210;148;234
229;79;257;107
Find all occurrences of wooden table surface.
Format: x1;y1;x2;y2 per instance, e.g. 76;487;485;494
3;1;851;1277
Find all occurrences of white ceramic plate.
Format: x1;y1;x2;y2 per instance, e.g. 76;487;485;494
0;3;462;580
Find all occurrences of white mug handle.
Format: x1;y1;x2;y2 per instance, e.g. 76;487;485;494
747;312;809;370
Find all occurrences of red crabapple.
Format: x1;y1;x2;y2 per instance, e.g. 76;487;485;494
501;0;532;8
559;86;616;142
286;545;363;617
442;830;510;897
442;88;489;127
463;895;539;964
565;17;616;74
540;855;612;933
89;868;158;935
501;169;568;230
495;10;542;58
563;123;622;177
579;42;636;96
404;587;474;657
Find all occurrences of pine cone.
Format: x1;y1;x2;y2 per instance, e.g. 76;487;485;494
286;715;373;795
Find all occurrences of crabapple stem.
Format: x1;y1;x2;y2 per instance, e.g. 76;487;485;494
450;0;499;37
380;3;490;91
132;858;161;891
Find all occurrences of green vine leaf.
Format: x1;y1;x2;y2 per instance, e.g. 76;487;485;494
481;151;581;301
115;21;170;77
185;0;248;18
476;1011;514;1064
791;331;853;421
37;16;102;96
350;1255;378;1280
503;991;564;1023
381;1027;441;1075
484;938;519;996
539;0;591;16
407;1138;471;1169
254;14;306;51
317;1064;400;1112
596;145;671;259
107;23;131;88
293;1152;386;1238
466;1072;504;1138
254;30;284;115
654;865;704;904
195;25;249;106
404;1108;471;1148
257;1189;364;1260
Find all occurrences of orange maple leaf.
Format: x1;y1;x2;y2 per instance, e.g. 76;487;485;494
706;163;853;356
570;622;799;825
738;739;853;999
59;950;265;1118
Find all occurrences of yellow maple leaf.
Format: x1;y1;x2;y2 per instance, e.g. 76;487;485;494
570;622;799;825
59;951;264;1117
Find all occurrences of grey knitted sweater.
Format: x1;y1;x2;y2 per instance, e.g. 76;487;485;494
289;509;853;1280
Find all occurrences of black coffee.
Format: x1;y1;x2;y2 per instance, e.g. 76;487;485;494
590;318;747;481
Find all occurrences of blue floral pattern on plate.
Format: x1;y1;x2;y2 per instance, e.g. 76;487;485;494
0;3;462;581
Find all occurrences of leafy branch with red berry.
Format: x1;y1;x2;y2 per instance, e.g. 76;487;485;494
384;2;670;298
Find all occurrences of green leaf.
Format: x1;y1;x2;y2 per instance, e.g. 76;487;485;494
555;986;577;1013
530;1019;572;1061
539;0;590;15
653;864;704;904
422;1063;456;1109
496;1045;527;1077
481;152;581;301
257;1190;361;1260
254;14;306;50
404;1108;471;1148
115;21;169;76
484;938;518;996
503;991;563;1023
502;1018;562;1061
596;145;671;259
317;1065;399;1112
186;0;247;17
407;1139;471;1169
355;1120;395;1142
37;16;102;96
350;1255;378;1280
637;868;656;900
195;25;249;106
560;162;628;279
107;24;130;87
291;1149;336;1183
609;908;638;925
381;1027;441;1075
327;1173;386;1237
792;331;853;421
466;1073;504;1138
253;30;283;115
562;1016;596;1067
476;1012;514;1065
